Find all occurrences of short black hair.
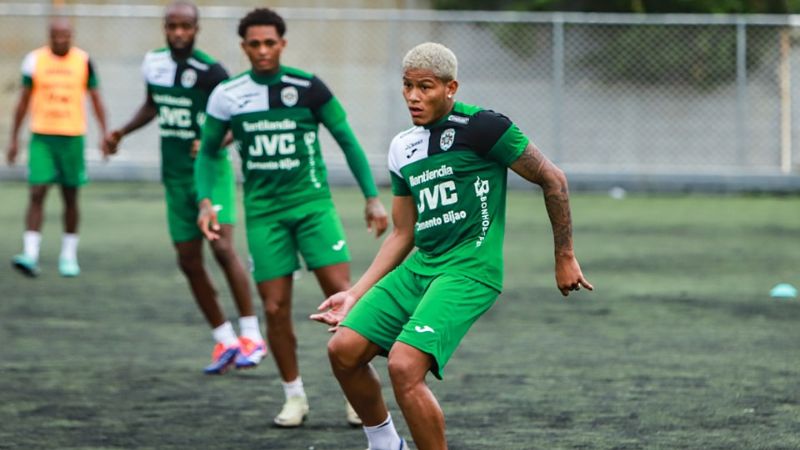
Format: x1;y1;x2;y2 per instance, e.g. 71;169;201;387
238;8;286;38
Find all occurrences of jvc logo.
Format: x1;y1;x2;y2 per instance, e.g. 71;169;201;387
249;133;296;157
417;181;458;213
158;106;192;128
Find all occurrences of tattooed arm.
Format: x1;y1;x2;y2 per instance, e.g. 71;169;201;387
510;142;593;296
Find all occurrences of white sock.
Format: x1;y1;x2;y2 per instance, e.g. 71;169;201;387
282;377;306;399
364;414;402;450
211;321;239;347
238;315;263;342
23;231;42;261
60;233;79;261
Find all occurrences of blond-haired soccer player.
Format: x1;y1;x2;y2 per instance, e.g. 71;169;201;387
7;17;108;278
312;42;593;450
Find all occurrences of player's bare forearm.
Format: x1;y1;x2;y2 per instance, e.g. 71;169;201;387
89;90;108;135
118;100;157;137
7;89;31;164
510;143;574;256
349;196;416;299
511;143;593;295
351;229;413;298
542;175;574;257
313;197;412;328
10;88;32;142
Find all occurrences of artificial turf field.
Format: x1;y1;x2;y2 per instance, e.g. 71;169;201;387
0;181;798;450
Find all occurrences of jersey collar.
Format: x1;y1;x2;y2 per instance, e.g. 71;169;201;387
249;67;284;85
423;102;459;130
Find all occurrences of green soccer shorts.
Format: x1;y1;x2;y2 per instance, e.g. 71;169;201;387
28;133;87;187
246;199;350;283
164;170;236;244
341;264;500;379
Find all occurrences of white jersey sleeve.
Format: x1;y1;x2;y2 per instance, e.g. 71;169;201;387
206;83;232;122
21;50;37;78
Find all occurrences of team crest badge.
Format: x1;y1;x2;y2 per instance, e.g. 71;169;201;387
440;128;455;151
281;86;299;107
180;68;197;88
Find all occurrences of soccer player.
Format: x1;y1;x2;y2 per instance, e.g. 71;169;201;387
195;8;388;427
103;1;266;374
311;42;594;450
6;17;108;278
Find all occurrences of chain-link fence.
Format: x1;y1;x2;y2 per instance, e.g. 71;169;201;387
1;4;799;190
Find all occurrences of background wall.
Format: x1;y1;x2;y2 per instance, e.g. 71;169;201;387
1;3;799;191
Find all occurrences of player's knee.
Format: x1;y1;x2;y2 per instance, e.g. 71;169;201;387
29;190;47;205
263;298;290;321
177;252;203;275
387;354;421;389
327;332;361;372
62;194;78;208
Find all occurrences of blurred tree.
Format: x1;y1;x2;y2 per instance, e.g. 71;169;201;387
431;0;794;88
432;0;800;13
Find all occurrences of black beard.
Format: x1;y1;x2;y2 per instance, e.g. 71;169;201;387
168;40;194;60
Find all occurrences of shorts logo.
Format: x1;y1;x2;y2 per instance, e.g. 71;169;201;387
180;68;197;88
440;128;455;151
331;240;346;251
281;86;299;107
414;325;435;333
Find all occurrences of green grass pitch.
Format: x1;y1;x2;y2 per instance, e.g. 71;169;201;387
0;181;798;449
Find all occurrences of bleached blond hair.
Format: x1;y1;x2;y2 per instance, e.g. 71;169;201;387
402;42;457;81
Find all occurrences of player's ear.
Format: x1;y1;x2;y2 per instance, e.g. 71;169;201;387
446;79;458;98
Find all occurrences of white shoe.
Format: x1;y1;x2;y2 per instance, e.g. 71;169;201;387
274;395;309;427
346;400;362;427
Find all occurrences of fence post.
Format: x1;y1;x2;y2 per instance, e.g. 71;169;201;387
552;14;564;163
736;18;748;168
779;27;792;174
384;18;400;168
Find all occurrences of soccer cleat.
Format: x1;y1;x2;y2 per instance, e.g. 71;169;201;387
273;395;309;428
58;257;80;277
346;400;362;427
203;343;240;375
235;336;267;369
11;254;40;278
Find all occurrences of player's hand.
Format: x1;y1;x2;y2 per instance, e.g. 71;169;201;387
555;253;593;297
364;197;388;238
310;290;358;332
103;130;123;156
99;137;110;162
6;141;18;166
190;139;200;159
197;198;221;241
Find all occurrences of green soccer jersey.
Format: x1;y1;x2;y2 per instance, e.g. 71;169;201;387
142;48;229;184
388;102;529;291
196;66;378;220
